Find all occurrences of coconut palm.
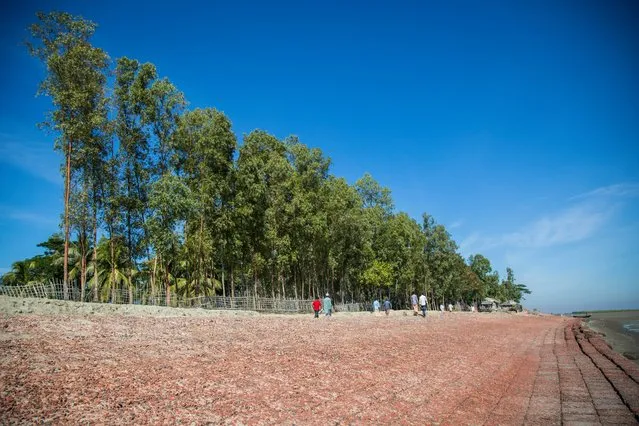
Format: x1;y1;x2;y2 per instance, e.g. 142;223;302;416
52;243;92;299
1;260;37;285
91;237;136;303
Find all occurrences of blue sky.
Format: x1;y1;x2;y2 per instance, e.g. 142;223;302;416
1;0;638;313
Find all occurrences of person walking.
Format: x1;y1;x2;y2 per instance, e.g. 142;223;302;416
439;303;445;319
373;299;380;313
383;298;392;316
419;293;428;317
323;293;333;317
411;293;418;316
312;296;322;318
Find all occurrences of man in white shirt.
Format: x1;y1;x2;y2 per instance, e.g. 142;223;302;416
419;294;427;317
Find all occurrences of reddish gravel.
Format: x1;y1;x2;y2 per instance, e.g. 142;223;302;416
1;304;638;425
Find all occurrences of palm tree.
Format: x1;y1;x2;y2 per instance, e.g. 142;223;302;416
2;260;37;285
93;238;134;303
52;243;91;300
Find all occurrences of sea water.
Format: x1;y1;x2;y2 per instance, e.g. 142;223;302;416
622;320;639;334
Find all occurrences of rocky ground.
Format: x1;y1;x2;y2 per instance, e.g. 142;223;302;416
1;296;638;425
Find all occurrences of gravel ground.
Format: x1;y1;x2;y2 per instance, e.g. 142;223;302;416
1;297;638;425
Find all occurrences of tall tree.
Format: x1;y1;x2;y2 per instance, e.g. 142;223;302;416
145;77;185;176
235;131;292;298
469;254;500;300
147;174;194;305
286;137;331;299
114;57;154;298
324;177;368;301
173;108;236;296
27;12;110;299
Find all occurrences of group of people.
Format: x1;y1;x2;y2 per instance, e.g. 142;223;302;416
372;298;393;315
371;293;429;317
312;293;333;318
312;292;461;318
410;293;429;317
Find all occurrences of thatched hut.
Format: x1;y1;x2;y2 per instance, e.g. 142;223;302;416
500;300;522;312
479;298;498;312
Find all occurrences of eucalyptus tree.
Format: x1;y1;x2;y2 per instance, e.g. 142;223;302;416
361;259;393;300
114;57;154;293
173;108;236;296
355;173;395;298
112;59;185;299
323;177;369;301
235;131;293;298
68;181;91;298
469;254;501;300
501;267;531;302
147;174;194;305
145;77;185;176
355;173;394;214
286;137;331;298
27;12;110;299
422;214;460;308
377;212;425;307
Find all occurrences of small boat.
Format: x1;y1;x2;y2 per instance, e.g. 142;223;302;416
571;312;591;318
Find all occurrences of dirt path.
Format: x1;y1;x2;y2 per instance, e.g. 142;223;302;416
1;299;638;424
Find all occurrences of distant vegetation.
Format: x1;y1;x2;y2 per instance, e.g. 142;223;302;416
1;12;531;309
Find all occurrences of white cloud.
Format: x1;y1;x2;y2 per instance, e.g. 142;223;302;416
461;197;618;253
0;136;61;185
571;182;639;200
459;232;480;253
0;206;58;227
499;202;613;248
448;220;463;229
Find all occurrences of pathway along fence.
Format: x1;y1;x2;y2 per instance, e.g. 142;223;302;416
0;280;363;314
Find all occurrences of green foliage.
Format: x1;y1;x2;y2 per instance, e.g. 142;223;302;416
361;260;393;288
1;234;64;285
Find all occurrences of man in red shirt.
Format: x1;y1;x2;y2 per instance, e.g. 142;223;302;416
312;296;322;318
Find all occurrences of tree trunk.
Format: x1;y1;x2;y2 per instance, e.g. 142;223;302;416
331;266;335;303
196;215;204;297
165;260;171;306
253;268;258;309
151;256;157;305
221;251;226;298
63;140;71;300
80;252;86;302
230;267;235;298
280;273;285;300
127;267;133;304
93;212;99;302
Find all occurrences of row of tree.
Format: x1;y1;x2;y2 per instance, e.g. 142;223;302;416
1;11;531;309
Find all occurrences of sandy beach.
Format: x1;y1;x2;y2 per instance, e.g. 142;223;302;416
586;311;639;366
1;296;638;424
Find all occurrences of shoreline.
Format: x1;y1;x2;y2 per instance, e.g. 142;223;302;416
584;310;639;366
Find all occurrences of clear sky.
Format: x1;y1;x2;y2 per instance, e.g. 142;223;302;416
1;0;638;313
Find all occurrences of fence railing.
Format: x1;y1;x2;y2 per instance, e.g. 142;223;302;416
0;280;364;314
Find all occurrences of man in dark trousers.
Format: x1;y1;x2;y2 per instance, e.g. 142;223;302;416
383;298;392;316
